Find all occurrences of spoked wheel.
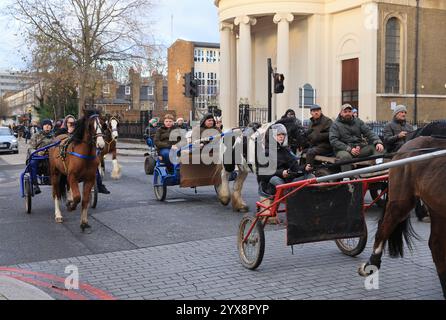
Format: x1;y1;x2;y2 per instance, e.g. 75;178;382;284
238;216;265;270
334;226;368;257
24;177;32;214
90;179;98;209
153;171;167;201
144;155;156;175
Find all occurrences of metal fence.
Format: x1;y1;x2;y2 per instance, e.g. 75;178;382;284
366;120;429;138
119;122;145;139
239;105;269;126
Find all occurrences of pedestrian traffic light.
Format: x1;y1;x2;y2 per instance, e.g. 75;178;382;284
274;73;285;94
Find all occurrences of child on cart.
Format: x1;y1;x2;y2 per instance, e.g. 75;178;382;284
257;124;314;221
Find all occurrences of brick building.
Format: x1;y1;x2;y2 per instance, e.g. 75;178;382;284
94;66;168;121
168;39;220;120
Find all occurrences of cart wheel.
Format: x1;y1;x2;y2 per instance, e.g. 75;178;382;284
369;184;387;208
334;227;368;257
144;155;156;175
154;171;167;201
238;216;265;270
24;177;32;214
90;180;98;209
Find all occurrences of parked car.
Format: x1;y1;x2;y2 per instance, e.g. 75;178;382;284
0;127;19;154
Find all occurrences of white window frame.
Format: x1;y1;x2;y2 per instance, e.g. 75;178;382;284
148;86;154;96
125;86;131;95
103;84;110;94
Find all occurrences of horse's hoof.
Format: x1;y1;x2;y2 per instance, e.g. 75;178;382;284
219;198;230;206
237;206;250;213
55;217;63;223
80;223;91;232
358;263;369;277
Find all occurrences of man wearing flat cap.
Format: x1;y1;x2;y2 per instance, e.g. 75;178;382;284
329;104;384;172
304;104;333;166
383;105;414;153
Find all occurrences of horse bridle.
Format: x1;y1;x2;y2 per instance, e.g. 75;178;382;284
105;116;119;141
90;114;105;147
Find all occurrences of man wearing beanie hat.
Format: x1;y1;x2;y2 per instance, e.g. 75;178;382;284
329;104;384;172
28;119;55;194
383;104;414;153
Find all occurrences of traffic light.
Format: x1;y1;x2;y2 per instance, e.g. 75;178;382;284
183;72;199;97
183;72;192;97
274;73;285;94
189;78;198;97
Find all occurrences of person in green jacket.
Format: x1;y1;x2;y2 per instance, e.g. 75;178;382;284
329;104;384;172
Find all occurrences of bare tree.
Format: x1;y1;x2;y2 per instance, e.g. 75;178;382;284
10;0;154;116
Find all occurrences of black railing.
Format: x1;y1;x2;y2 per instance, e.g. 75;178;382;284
238;105;269;126
366;120;429;138
119;122;145;139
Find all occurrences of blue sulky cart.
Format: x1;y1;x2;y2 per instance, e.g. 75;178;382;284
20;141;98;214
152;130;237;201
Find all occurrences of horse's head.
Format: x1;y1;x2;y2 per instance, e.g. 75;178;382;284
108;116;119;140
88;114;105;149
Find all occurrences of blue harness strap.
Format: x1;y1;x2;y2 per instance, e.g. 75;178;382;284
67;151;97;160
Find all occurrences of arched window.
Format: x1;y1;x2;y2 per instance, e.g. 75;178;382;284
385;17;401;93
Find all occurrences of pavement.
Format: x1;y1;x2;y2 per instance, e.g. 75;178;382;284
0;275;53;300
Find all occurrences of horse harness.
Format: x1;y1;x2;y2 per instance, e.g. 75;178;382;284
57;114;103;173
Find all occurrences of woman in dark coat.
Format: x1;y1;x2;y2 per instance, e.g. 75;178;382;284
275;109;306;154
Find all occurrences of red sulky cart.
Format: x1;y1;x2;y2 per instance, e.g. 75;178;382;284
237;174;389;270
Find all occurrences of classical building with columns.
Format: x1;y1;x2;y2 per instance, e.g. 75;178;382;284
215;0;446;129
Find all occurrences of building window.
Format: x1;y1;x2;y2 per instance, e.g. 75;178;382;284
385;17;401;94
103;84;110;94
125;86;131;95
147;86;154;96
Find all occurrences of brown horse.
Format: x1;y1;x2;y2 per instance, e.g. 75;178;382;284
358;122;446;299
99;115;121;179
49;112;105;231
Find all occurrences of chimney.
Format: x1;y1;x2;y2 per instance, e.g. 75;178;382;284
129;67;141;110
152;72;164;112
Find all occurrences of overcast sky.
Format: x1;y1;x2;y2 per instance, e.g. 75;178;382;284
0;0;219;71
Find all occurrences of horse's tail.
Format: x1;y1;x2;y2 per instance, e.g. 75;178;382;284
58;175;67;201
387;216;420;258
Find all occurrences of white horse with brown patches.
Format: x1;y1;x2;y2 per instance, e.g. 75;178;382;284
215;123;272;213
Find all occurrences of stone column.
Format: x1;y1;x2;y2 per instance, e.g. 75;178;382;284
274;13;294;117
219;22;233;130
234;15;256;107
230;28;238;128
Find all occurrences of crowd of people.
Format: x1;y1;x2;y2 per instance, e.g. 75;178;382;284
14;103;424;219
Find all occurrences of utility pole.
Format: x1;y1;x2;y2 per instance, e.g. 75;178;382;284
414;0;420;124
267;58;273;122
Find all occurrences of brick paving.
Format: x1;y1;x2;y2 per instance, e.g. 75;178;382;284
6;216;443;300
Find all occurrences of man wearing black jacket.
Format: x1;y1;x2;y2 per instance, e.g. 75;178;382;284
305;104;333;166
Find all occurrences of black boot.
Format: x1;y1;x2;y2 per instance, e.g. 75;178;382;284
34;183;41;195
97;183;110;194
